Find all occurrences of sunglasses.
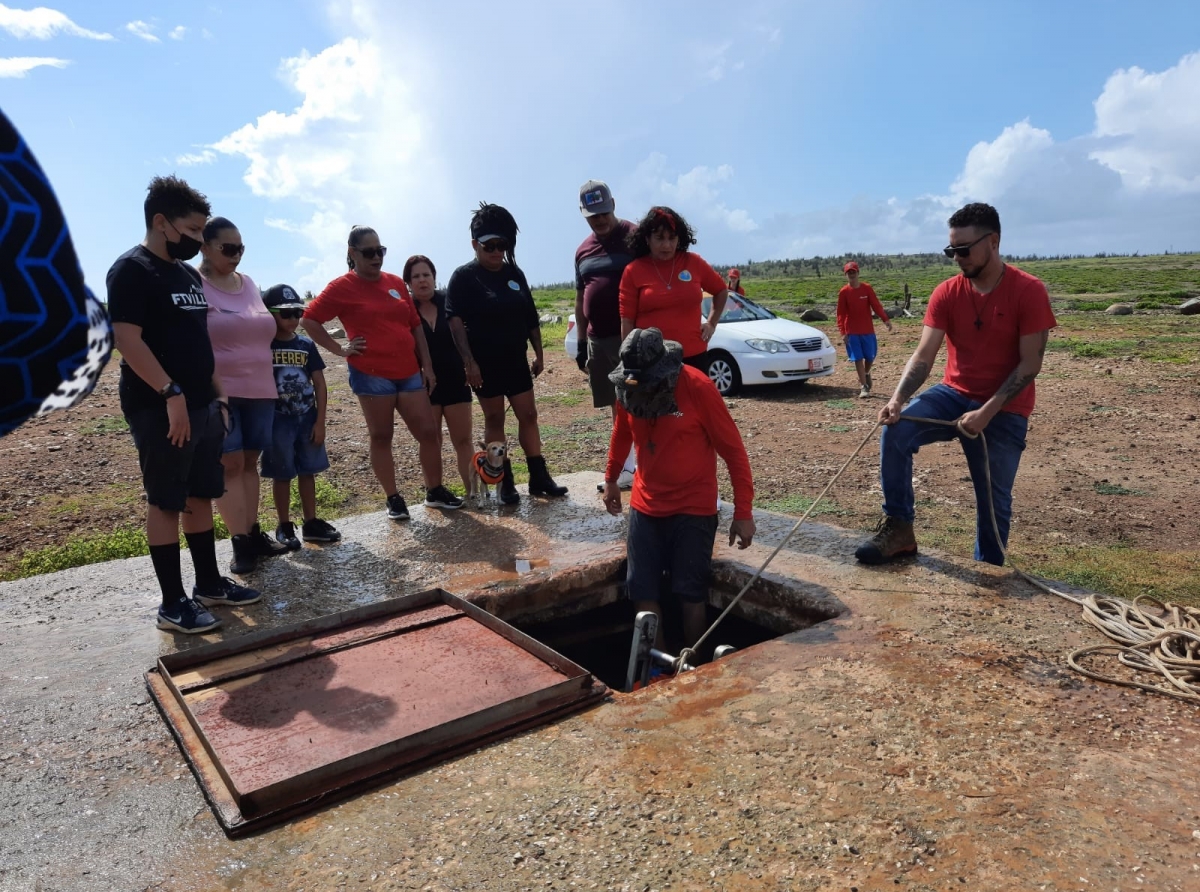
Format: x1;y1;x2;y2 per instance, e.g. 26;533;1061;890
943;233;991;259
478;240;508;254
356;246;387;260
271;308;303;319
218;243;245;258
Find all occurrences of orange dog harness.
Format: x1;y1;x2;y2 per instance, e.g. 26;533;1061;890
473;451;505;485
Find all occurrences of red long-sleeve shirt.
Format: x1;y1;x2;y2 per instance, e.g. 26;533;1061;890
605;366;754;520
836;283;889;336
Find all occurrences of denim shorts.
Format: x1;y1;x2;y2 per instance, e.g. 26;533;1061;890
625;509;719;605
221;397;275;454
261;408;331;481
348;367;425;396
845;333;878;363
127;401;226;511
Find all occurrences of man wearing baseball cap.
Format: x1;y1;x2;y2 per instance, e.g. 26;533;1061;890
836;261;892;398
575;179;636;489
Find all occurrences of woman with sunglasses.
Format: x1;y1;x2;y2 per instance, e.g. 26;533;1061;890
301;225;461;521
200;216;288;574
445;202;568;504
403;254;475;499
619;206;731;372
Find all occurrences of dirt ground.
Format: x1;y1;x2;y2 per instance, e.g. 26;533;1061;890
2;313;1198;597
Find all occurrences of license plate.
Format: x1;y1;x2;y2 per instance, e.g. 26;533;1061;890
807;358;823;372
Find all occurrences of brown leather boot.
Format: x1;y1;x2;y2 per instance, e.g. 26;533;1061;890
855;515;918;564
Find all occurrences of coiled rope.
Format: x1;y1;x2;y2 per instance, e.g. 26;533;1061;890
677;414;1200;703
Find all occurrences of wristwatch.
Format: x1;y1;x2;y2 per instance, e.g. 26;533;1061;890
159;380;184;399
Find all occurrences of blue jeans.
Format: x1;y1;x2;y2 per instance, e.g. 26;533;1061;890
880;384;1027;565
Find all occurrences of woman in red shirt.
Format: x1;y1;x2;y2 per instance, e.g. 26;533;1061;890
301;225;461;521
618;207;732;371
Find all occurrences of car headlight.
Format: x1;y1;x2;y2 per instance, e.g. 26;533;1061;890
821;336;832;349
745;338;790;354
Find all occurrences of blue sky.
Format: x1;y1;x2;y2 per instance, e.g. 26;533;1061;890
2;0;1199;296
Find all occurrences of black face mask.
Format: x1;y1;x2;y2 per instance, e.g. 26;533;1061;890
164;221;202;261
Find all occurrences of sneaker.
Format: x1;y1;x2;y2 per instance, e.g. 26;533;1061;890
302;517;342;542
424;485;464;510
194;576;262;607
275;521;302;551
251;522;290;558
386;493;410;521
859;385;871;399
157;598;222;634
854;515;918;565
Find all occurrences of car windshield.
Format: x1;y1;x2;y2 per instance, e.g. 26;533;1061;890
701;294;777;323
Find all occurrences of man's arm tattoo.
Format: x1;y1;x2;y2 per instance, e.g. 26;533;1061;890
995;367;1038;404
895;359;931;403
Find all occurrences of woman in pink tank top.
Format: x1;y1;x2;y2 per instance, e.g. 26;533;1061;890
200;217;287;575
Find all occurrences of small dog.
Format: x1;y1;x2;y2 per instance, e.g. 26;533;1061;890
471;439;508;509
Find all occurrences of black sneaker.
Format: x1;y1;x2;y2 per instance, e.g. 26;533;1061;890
230;534;256;575
275;521;302;551
251;522;290;558
194;576;262;607
386;493;410;521
302;517;342;543
156;598;222;634
424;485;464;510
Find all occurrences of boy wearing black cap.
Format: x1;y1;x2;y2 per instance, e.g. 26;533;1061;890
260;284;340;548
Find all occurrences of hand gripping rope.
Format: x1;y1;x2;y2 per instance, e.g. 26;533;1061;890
675;415;1200;703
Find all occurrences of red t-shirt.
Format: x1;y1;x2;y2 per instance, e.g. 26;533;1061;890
303;272;421;379
836;283;889;336
606;366;754;520
925;265;1057;418
618;253;727;357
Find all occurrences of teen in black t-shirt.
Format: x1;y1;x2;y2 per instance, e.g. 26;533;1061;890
107;176;259;635
445;203;568;505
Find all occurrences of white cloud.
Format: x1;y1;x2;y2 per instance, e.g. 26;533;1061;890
0;55;69;77
209;34;448;292
124;20;159;43
1090;51;1200;192
631;153;759;233
176;149;217;166
169;25;186;41
0;4;111;40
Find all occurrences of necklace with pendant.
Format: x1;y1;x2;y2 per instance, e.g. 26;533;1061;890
653;254;678;291
970;264;1006;330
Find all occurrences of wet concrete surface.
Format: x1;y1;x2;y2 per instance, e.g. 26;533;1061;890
2;472;1198;891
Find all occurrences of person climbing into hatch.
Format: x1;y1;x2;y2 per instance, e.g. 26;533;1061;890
601;327;755;661
856;202;1056;567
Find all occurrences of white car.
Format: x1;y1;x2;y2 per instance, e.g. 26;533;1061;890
564;294;836;396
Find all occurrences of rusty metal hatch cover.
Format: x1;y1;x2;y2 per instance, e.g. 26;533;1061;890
146;588;608;835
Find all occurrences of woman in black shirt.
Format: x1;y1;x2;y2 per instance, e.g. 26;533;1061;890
403;254;474;499
445;203;567;504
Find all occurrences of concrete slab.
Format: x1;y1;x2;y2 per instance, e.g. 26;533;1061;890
1;473;1197;891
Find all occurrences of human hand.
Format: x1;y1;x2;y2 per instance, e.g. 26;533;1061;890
956;409;990;438
216;399;231;434
729;518;756;549
342;336;366;357
878;399;903;425
423;369;437;395
575;343;588;373
701;320;717;343
166;395;191;447
310;420;326;445
531;356;544;377
465;361;483;389
602;481;622;516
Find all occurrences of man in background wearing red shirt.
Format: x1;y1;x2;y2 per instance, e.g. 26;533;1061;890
602;328;755;659
836;261;893;399
856;203;1056;567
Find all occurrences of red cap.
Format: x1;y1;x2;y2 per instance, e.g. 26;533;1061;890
727;268;740;278
843;262;859;273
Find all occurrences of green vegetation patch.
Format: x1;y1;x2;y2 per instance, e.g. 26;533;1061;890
758;494;850;517
1093;481;1145;496
80;415;129;436
1026;545;1200;607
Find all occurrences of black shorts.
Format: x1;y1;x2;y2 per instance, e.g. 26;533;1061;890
682;351;709;373
586;335;621;409
626;509;719;605
430;381;472;407
473;351;534;400
126;401;226;511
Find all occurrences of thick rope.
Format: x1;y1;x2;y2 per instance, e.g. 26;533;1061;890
677;413;1200;703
